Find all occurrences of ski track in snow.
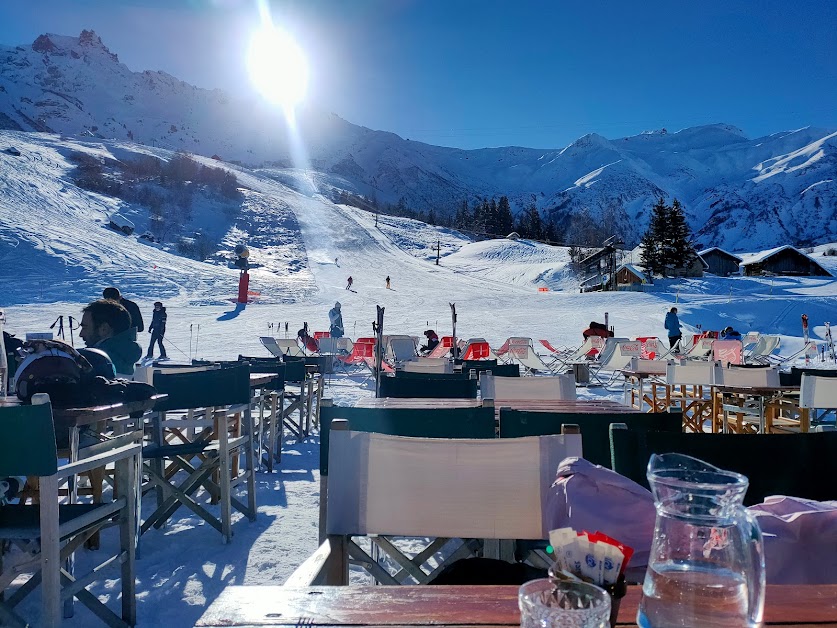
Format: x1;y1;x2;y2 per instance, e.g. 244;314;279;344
2;131;837;625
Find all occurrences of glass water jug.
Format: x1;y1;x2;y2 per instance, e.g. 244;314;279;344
638;453;765;628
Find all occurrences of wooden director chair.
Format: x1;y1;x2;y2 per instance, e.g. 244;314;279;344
141;364;257;544
293;419;581;586
0;399;141;628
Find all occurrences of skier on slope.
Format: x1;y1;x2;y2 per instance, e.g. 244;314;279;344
346;276;353;290
386;276;391;289
329;302;344;338
146;301;167;360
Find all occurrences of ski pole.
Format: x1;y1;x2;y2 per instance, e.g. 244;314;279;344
163;337;190;359
189;324;194;361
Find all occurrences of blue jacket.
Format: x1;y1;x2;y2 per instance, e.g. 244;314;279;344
664;311;681;337
721;330;742;341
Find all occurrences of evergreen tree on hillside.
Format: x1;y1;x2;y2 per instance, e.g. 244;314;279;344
454;199;470;230
640;197;668;276
640;197;697;276
667;199;698;270
497;196;514;235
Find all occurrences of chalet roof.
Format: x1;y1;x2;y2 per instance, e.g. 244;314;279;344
579;245;615;267
616;264;647;283
697;247;743;262
738;245;832;276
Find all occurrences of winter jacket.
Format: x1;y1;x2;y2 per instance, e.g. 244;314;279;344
328;306;344;338
664;311;681;338
721;329;742;341
149;307;167;336
97;329;142;376
120;298;144;333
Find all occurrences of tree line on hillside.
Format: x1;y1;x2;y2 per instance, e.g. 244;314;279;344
333;190;565;242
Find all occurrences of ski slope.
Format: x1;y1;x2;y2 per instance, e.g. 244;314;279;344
2;131;837;626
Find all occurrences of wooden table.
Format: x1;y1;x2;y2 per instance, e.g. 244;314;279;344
712;385;806;433
197;584;837;627
620;369;668;412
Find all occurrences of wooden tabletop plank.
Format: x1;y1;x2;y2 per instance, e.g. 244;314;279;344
196;585;837;627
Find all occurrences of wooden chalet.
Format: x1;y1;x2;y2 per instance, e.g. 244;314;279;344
698;247;743;276
739;245;832;277
615;264;648;290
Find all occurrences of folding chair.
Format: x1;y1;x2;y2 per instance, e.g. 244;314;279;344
496;338;552;374
238;356;286;472
378;375;478;399
426;336;455;358
713;339;743;365
800;373;837;427
386;335;419;367
399;357;453;374
294;422;582;585
480;371;576;401
141;364;257;543
259;336;304;358
713;365;781;433
663;360;719;432
0;400;141;628
744;335;781;364
589;338;640;387
681;337;715;360
460;338;499;361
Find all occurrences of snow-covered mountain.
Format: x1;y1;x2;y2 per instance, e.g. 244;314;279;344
2;31;837;250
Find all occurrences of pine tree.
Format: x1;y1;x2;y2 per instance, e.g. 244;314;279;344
667;199;697;271
640;197;668;276
497;196;514;235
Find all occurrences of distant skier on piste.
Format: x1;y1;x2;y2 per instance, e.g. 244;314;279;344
386;276;391;289
346;276;353;290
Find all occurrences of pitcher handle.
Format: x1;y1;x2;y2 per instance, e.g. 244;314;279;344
736;508;766;626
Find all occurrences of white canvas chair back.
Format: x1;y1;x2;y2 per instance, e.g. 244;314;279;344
260;336;284;357
629;357;668;376
742;331;760;349
598;339;640;371
387;335;418;364
666;360;719;386
337;338;353;353
715;365;780;388
800;374;837;409
504;343;552;373
676;334;696;354
400;358;453;374
480;372;576;401
327;430;582;539
574;336;606;360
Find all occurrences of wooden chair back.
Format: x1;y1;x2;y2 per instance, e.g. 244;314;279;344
801;373;837;409
0;400;58;477
715;364;780;387
327;428;582;539
610;426;837;505
498;408;682;468
378;375;478;399
480;372;576;401
152;363;251;412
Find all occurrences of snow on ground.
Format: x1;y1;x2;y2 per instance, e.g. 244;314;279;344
2;131;837;625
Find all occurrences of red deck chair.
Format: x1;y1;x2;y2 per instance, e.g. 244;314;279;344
339;338;376;366
461;340;491;361
427;336;454;358
313;331;330;340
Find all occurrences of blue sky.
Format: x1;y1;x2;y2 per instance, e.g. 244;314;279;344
1;0;835;149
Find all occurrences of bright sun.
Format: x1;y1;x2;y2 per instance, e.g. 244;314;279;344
247;25;309;114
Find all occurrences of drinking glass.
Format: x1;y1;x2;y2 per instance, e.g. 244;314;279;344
519;578;611;628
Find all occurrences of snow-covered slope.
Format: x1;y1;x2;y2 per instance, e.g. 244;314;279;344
2;32;837;250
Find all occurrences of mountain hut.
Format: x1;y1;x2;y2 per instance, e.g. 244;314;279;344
698;247;743;276
739;246;832;277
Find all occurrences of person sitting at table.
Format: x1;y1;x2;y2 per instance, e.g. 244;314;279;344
79;299;142;378
720;326;743;341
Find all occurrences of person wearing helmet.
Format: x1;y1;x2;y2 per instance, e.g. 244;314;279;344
146;301;167;360
328;301;344;338
80;299;142;377
103;286;144;339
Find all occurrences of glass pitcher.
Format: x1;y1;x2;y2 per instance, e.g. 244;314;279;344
638;453;765;628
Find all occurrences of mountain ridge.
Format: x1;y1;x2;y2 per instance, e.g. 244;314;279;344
1;30;836;250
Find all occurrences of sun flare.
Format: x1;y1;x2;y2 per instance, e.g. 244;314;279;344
247;25;309;115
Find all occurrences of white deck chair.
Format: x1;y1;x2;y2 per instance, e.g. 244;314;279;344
260;336;305;357
317;337;340;354
399;358;453;374
800;373;837;426
590;338;639;387
546;336;606;370
745;335;781;364
682;337;715;360
480;371;576;401
296;426;582;585
713;339;744;365
500;339;553;374
386;335;419;365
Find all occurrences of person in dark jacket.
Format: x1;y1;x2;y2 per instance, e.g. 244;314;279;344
102;287;144;339
582;321;611;340
420;329;440;354
720;326;742;341
79;299;141;376
146;301;167;359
